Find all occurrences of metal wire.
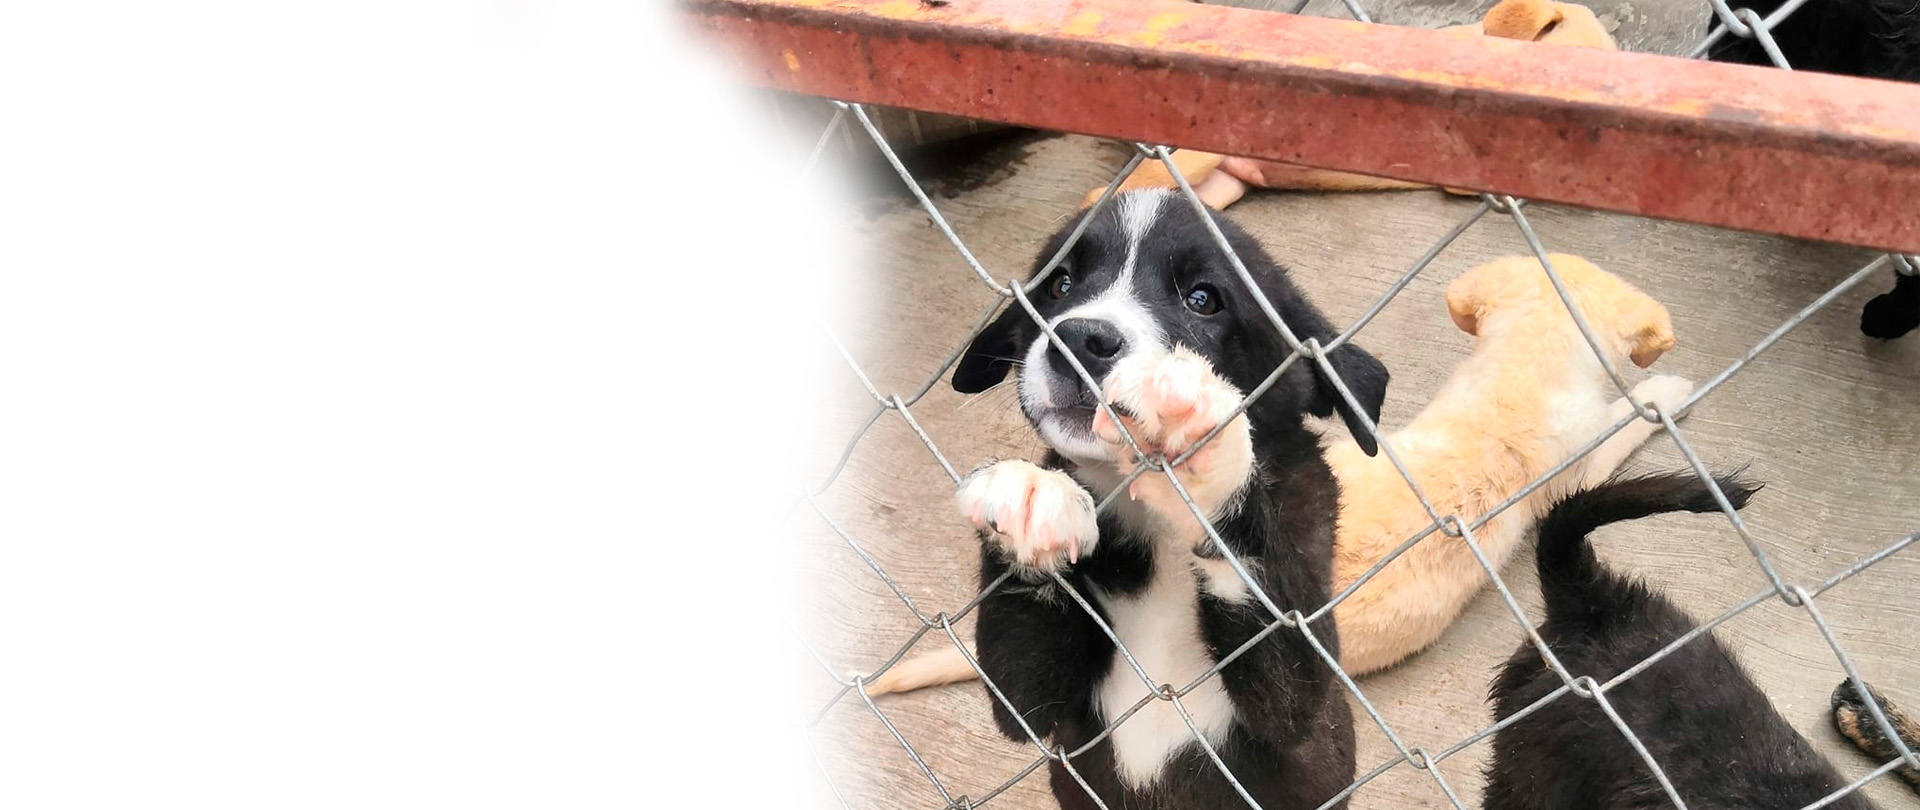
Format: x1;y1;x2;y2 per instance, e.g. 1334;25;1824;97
796;3;1919;808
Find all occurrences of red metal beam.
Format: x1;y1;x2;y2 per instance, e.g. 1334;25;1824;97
685;0;1920;254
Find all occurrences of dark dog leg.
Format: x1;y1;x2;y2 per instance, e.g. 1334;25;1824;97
972;545;1114;744
1861;271;1920;340
1832;680;1920;793
1192;451;1355;807
1196;500;1340;745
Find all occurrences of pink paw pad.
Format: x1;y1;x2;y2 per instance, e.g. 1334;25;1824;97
1093;347;1254;512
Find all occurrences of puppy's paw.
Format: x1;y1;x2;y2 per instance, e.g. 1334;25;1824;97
1631;375;1694;421
1092;347;1253;522
956;460;1099;575
1861;276;1920;340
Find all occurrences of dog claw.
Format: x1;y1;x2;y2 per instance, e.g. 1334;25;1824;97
1091;408;1114;443
955;460;1100;574
1091;405;1127;446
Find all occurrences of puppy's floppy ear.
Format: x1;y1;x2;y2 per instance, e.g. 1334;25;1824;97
1445;273;1484;336
1591;273;1676;368
1312;343;1390;456
1270;278;1391;456
1627;304;1676;368
952;303;1028;394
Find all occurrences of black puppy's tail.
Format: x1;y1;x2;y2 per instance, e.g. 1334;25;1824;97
1535;471;1761;622
1832;680;1920;794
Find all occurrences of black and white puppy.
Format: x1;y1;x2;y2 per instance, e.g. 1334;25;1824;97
1485;472;1896;810
950;189;1385;810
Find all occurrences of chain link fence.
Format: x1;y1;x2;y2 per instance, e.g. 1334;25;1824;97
786;2;1920;808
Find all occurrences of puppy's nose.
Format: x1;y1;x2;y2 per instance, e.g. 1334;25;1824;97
1050;318;1126;384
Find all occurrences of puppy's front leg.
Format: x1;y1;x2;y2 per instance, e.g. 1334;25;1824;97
1576;375;1694;490
1091;347;1256;543
1093;350;1340;744
957;460;1099;575
958;461;1111;742
1194;492;1346;747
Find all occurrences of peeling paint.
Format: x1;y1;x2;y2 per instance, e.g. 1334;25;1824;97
1061;11;1104;37
687;0;1920;253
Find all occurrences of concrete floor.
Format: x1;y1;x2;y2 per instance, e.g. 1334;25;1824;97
792;4;1920;809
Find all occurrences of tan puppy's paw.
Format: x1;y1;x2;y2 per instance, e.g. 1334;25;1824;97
1092;346;1254;525
1081;151;1226;210
1582;375;1698;489
957;460;1099;575
1631;375;1695;420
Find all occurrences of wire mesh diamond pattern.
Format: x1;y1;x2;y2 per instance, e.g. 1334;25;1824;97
789;3;1920;808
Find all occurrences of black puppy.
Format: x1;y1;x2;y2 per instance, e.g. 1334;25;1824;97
1705;0;1920;82
1704;0;1920;340
1484;472;1897;809
950;189;1385;809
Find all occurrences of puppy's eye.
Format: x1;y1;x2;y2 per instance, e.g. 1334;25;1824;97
1049;273;1073;300
1184;284;1221;315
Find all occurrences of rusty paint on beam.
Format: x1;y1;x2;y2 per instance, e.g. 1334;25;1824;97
684;0;1920;254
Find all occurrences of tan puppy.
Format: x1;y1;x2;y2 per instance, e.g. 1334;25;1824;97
1328;254;1687;674
1083;0;1620;209
862;254;1691;694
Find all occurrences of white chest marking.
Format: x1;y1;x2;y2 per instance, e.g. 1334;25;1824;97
1092;553;1237;790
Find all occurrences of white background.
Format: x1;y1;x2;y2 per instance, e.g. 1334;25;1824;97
1;2;854;806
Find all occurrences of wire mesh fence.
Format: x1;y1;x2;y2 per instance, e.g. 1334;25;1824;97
785;2;1920;808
